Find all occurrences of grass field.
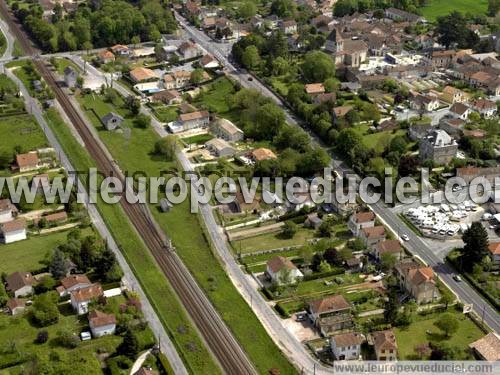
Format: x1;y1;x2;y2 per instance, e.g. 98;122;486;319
233;226;317;254
394;309;484;359
0;311;122;373
53;57;81;75
0;227;93;275
77;92;296;373
150;105;178;123
0;114;48;168
43;109;221;374
419;0;488;21
182;133;214;145
194;77;235;114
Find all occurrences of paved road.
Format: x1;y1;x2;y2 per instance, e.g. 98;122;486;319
175;11;500;336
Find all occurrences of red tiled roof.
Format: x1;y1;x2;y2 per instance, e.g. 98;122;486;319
61;274;91;289
89;310;116;327
71;283;103;303
309;294;351;315
267;256;297;273
16;152;38;168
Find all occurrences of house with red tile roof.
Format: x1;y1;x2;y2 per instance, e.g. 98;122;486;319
6;271;34;298
372;329;398;360
57;274;92;297
70;283;104;314
374;239;403;261
308;294;353;336
89;310;116;337
360;225;386;248
487;242;500;265
265;256;303;285
348;211;376;236
395;261;440;304
15;152;40;173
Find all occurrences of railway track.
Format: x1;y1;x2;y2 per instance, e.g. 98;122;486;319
0;3;256;373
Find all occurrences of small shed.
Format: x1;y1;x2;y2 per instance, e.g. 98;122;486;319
101;112;124;131
160;198;172;212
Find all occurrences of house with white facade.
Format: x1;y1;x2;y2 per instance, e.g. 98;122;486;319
1;219;27;244
70;283;104;315
178;110;210;131
348;211;375;236
57;274;92;297
331;332;364;360
6;272;34;298
471;99;497;118
89;310;116;337
0;199;16;224
265;256;303;285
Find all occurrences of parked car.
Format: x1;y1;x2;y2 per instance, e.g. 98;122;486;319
401;234;410;241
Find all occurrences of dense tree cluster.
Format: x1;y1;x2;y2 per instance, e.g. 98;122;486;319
229;88;330;177
12;0;176;52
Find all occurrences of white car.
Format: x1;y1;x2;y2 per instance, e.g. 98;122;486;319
401;234;410;241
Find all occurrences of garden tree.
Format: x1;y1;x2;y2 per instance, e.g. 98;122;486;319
323;78;339;93
241;45;261;70
253;158;281;177
49;248;69;279
296;148;330;176
281;221;298;239
131;35;140;49
0;151;12;169
251;102;285;140
190;68;205;84
0;283;8;307
398;155;419;177
384;289;399;324
79;235;102;271
318;260;332;273
389;136;408;155
34;276;57;294
414;343;431;359
333;0;357;17
35;330;49;344
440;287;454;309
299;245;313;265
345;109;360;125
95;246;116;279
231;34;266;64
318;221;332;237
302;51;335;83
118;329;140;358
435;313;459;337
380;253;397;272
436;12;479;48
134;113;151;129
125;95;141;115
57;329;79;348
104;88;118;104
323;247;341;266
154;135;178;161
270;0;297;18
460;222;489;272
237;1;257;20
311;252;324;272
32;293;59;327
277;268;293;285
264;31;289;59
488;0;500;16
274;127;310;153
105;261;124;282
271;56;289;76
349;238;366;252
430;342;462;360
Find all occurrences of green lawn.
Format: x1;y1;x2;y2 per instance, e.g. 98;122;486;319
0;228;92;275
419;0;488;21
150;105;178;123
0;311;122;373
232;226;317;254
0;114;48;170
53;57;81;75
182;133;214;145
76;92;296;373
194;77;235;113
394;309;485;359
43;108;220;374
352;124;407;155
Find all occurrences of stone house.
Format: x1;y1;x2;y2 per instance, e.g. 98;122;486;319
419;129;457;164
348;211;375;236
308;294;353;336
70;283;104;315
395;261;440;304
89;310;116;337
6;272;34;298
210;118;244;142
331;332;364;360
359;226;385;248
372;329;398;361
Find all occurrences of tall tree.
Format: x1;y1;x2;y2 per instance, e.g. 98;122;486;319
460;222;488;272
435;313;459;337
436;12;479;48
302;51;335;83
49;249;68;279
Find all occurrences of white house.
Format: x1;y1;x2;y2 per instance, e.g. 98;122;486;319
70;283;104;315
89;310;116;338
0;219;27;244
265;256;303;285
331;332;364;360
0;199;16;224
6;272;34;298
57;274;92;297
348;211;375;236
471;99;497;118
449;102;471;120
179;110;210;130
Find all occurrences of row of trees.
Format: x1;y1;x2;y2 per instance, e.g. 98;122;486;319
12;0;176;52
